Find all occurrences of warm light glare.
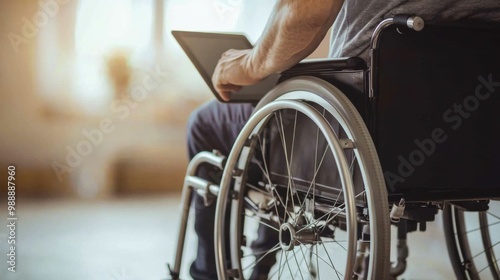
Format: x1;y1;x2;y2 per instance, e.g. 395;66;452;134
72;0;154;113
75;0;153;56
164;0;276;42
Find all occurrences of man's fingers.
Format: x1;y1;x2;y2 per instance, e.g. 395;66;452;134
215;84;242;101
212;48;257;101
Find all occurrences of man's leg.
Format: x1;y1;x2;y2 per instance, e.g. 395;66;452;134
187;100;253;280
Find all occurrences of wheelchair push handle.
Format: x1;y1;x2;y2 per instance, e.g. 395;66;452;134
369;14;424;98
393;14;425;32
371;14;425;50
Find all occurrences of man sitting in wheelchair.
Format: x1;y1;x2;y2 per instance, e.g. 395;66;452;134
177;1;500;279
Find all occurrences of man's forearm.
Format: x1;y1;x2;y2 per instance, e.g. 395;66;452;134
247;0;344;80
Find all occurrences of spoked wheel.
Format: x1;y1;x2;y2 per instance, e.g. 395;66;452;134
214;77;390;280
443;200;500;280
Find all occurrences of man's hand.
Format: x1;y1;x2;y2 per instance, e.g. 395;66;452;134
212;49;262;101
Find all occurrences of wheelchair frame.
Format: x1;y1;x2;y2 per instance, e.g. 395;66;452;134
168;15;500;280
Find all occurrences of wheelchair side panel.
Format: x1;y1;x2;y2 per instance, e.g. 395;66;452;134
268;67;368;203
374;24;500;201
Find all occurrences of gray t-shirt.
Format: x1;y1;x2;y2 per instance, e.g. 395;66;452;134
329;0;500;61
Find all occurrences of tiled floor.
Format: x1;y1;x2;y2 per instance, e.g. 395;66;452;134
0;194;471;280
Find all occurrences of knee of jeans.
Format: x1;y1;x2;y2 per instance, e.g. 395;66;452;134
187;102;214;158
187;105;204;135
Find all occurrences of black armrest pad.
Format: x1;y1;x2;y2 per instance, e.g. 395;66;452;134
282;57;366;75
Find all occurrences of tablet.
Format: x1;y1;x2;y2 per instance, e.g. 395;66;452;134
172;30;279;102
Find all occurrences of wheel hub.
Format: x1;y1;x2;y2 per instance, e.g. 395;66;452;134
279;222;318;251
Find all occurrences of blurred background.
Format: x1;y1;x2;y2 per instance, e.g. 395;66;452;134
0;0;328;279
0;0;331;199
0;1;457;279
0;0;283;199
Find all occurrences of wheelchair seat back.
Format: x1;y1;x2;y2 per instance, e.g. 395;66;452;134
373;22;500;201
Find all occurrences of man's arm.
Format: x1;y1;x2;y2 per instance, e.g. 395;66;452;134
250;0;344;78
212;0;344;100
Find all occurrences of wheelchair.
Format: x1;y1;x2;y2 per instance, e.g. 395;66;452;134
168;15;500;280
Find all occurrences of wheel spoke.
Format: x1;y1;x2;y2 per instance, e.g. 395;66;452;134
285;251;294;278
320;240;343;279
255;134;274;191
292;249;306;280
299;191;366;235
243;213;280;232
289;110;298;184
271;186;293;226
242;246;279;259
298;145;331;214
348;150;357;175
471;241;500;260
242;244;281;272
288;111;306;223
298;245;312;276
487;211;500;221
458;220;500;236
275;111;302;224
312;239;348;244
316;244;321;280
246;182;270;196
296;239;343;276
278;249;284;279
255;132;291;228
474;263;493;277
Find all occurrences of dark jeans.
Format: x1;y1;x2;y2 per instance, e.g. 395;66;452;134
186;100;279;280
187;100;252;280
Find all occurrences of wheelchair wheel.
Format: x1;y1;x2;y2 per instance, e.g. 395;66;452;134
443;200;500;280
214;77;390;279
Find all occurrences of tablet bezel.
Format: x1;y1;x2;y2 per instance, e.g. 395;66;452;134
172;30;255;102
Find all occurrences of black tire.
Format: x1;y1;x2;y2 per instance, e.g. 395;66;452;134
443;200;500;280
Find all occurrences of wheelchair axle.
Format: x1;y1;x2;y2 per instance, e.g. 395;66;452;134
279;222;319;251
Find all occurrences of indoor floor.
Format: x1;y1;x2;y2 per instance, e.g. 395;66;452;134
1;194;458;280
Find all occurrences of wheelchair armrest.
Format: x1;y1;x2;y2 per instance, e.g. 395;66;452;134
277;57;368;120
222;57;366;104
282;57;366;75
